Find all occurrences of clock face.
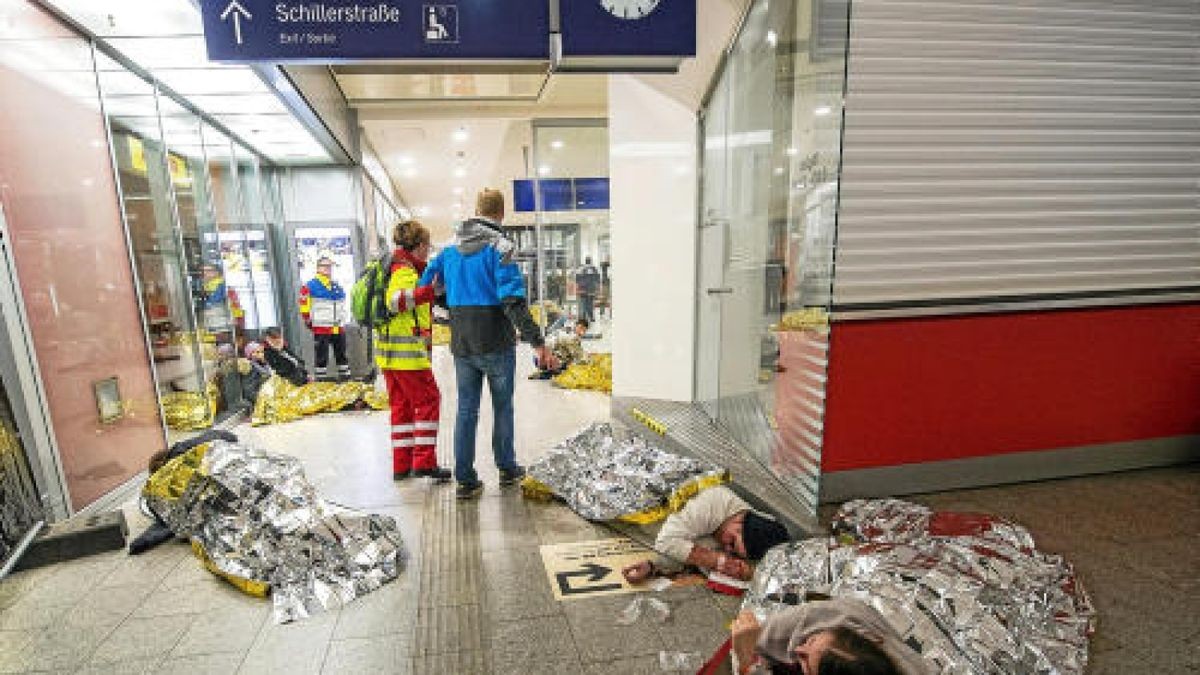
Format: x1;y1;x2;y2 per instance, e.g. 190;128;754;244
600;0;663;20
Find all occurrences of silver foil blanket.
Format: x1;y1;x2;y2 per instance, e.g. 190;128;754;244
148;441;406;623
527;423;728;521
744;499;1095;674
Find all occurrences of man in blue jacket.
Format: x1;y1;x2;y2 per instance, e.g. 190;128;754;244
420;189;559;499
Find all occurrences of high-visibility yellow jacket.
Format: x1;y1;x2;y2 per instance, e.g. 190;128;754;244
374;250;434;371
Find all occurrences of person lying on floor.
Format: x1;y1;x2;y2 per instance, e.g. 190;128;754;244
730;597;932;675
621;484;789;583
128;429;240;555
529;317;590;380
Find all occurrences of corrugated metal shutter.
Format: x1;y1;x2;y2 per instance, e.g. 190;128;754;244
833;0;1200;313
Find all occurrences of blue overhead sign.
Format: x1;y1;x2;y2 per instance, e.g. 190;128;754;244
198;0;549;62
560;0;695;59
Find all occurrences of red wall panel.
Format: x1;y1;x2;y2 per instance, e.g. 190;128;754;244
822;303;1200;472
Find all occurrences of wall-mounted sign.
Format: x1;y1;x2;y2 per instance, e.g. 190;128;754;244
199;0;550;62
93;377;123;424
513;177;610;213
559;0;695;67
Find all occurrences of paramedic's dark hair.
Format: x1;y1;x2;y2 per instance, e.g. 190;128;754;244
576;317;590;330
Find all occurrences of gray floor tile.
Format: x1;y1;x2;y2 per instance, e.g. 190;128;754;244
332;577;419;640
132;577;263;618
656;596;730;657
483;569;564;621
100;545;188;588
0;566;54;611
74;655;164;674
157;652;246;675
65;582;157;630
172;603;270;657
0;629;36;674
88;614;194;665
321;636;411;674
488;614;581;671
411;604;483;656
583;654;664;675
563;595;667;662
409;650;487;675
238;609;339;675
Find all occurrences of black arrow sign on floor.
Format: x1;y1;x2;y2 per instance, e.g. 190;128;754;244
556;562;622;596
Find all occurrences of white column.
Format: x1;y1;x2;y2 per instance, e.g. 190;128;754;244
609;75;698;402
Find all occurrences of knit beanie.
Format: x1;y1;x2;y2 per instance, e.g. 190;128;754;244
742;512;789;561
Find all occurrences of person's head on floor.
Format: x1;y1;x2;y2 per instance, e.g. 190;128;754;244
717;509;789;560
263;327;285;349
781;626;899;675
393;219;432;261
574;317;590;337
201;263;221;280
315;256;334;277
476;188;505;222
244;341;265;362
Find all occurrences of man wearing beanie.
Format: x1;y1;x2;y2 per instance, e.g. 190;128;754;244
622;485;790;583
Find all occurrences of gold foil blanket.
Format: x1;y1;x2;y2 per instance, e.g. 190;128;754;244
553;353;612;393
744;499;1095;674
522;423;728;524
144;440;406;623
251;375;387;426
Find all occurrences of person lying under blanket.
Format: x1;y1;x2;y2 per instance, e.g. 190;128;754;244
622;485;790;584
731;597;932;675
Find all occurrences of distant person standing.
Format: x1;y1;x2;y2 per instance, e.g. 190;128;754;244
575;256;601;323
420;188;560;500
299;256;350;381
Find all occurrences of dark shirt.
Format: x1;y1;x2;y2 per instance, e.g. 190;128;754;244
576;265;600;295
264;344;308;386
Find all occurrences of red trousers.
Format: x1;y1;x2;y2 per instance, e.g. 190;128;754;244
383;369;441;472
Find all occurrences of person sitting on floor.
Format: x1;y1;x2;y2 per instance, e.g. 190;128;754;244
262;327;309;386
529;317;590;380
730;597;932;675
621;485;789;583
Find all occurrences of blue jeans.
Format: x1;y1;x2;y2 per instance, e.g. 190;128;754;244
453;347;517;485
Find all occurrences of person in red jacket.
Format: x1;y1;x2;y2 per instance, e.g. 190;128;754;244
299;257;350;381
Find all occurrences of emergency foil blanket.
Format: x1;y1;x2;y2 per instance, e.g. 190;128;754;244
161;383;218;431
251;375;387;426
522;422;727;524
743;499;1095;674
144;440;406;623
553;353;612;394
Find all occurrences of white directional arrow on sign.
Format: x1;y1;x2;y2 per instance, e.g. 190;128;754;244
220;0;252;46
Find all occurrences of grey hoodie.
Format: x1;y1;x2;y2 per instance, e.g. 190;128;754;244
755;598;935;675
454;217;515;261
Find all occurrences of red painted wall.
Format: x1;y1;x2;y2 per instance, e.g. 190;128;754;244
821;303;1200;472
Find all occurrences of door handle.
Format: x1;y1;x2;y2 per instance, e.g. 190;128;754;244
706;287;733;295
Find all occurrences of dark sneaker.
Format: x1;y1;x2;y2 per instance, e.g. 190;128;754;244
456;481;483;500
498;466;526;487
413;467;452;484
393;470;411;481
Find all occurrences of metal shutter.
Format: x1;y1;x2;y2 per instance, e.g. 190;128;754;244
833;0;1200;314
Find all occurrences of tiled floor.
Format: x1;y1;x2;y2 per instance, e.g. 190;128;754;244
1;344;1197;673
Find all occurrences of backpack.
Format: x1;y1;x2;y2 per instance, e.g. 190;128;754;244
350;251;397;329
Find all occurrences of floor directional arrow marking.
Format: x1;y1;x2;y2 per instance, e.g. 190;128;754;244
555;562;622;596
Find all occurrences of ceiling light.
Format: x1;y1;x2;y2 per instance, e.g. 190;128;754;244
773;166;785;176
538;165;551;176
403;167;417;178
452;127;469;143
550;140;564;150
398;155;414;165
786;146;798;156
766;30;777;47
814;105;833;116
453;167;466;178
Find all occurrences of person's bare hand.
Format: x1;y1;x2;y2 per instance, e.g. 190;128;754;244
536;346;561;371
622;561;653;584
718;556;752;581
731;610;763;668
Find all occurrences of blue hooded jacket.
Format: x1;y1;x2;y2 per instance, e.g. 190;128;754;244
420;217;543;355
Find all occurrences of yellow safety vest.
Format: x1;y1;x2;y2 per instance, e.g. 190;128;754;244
374;263;431;371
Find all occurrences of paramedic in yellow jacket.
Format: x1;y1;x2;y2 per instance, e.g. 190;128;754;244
299;256;350;381
378;221;451;482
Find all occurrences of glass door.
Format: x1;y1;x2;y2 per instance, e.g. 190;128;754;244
283;224;363;377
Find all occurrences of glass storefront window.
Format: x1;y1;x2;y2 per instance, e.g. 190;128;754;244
695;0;850;512
96;55;208;401
530;122;610;337
231;144;280;335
